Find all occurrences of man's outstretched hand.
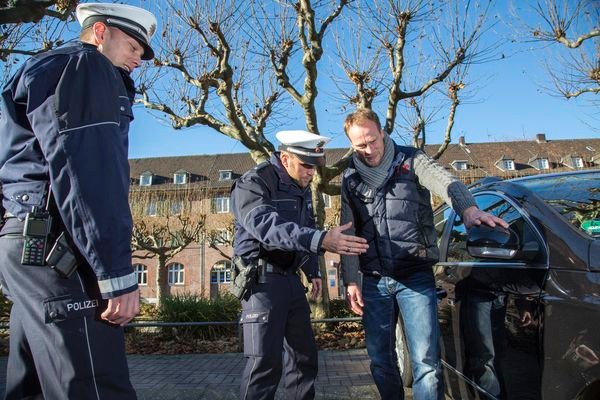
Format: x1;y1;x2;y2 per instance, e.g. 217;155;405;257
321;222;369;255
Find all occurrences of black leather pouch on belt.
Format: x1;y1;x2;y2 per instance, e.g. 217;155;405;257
45;232;78;278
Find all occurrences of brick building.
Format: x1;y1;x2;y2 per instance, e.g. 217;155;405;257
128;134;600;303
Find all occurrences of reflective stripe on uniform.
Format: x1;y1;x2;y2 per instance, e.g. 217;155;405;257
97;272;137;295
310;231;324;253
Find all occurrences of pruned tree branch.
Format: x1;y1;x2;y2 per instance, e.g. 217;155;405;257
526;0;599;100
0;0;75;24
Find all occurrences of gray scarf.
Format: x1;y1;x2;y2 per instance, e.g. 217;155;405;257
352;133;395;190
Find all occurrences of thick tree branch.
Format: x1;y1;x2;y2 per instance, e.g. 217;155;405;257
432;82;462;160
564;86;600;98
554;29;600;49
0;0;74;24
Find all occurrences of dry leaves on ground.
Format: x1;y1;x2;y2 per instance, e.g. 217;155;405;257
124;328;365;355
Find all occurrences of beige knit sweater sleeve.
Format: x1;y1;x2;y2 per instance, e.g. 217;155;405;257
413;150;476;218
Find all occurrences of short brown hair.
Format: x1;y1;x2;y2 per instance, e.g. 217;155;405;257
343;108;382;135
79;25;95;41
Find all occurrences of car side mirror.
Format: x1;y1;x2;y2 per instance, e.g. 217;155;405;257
467;225;522;260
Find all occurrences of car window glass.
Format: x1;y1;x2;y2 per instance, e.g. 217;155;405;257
447;194;544;263
517;172;600;239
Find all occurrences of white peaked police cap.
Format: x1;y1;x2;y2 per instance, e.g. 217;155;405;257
76;3;157;60
276;130;331;167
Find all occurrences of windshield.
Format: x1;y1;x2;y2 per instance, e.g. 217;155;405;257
516;171;600;238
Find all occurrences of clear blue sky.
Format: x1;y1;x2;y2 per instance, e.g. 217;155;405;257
127;1;599;159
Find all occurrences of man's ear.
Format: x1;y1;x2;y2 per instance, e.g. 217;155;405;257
280;151;290;168
92;21;107;45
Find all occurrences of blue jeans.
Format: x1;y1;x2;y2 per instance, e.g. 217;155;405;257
460;290;507;398
362;270;444;400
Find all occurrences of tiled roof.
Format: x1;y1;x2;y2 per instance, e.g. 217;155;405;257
129;153;256;190
129;136;600;188
428;137;600;179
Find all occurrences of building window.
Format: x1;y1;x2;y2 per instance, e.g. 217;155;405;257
171;200;183;215
501;159;515;171
134;264;148;286
173;172;188;185
140;173;153;186
536;158;549;170
219;170;232;181
322;193;331;209
168;263;185;285
451;161;468;171
211;261;232;284
214;197;230;213
215;228;232;245
146;200;157;216
572;156;584;168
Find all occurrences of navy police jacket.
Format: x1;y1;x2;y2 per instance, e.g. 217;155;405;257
231;153;325;279
0;42;137;299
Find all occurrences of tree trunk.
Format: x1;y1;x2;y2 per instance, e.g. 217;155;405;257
156;255;169;308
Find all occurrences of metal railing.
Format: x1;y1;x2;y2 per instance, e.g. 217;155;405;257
0;317;362;352
0;317;361;330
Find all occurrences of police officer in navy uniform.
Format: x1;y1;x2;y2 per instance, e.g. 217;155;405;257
231;130;369;400
0;3;157;399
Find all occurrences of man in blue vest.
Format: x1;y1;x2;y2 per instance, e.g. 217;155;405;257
232;130;369;399
340;109;508;400
0;3;157;399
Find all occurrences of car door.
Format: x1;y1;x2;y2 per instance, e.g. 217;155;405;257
435;192;548;400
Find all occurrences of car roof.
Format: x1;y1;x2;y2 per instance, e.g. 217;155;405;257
507;169;600;184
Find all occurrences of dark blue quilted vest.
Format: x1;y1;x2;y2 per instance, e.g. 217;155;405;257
343;144;439;278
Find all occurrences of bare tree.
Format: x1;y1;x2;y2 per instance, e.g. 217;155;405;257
0;0;75;24
522;0;599;99
138;0;495;313
0;2;76;81
206;221;235;260
137;0;280;164
335;0;493;157
130;186;206;306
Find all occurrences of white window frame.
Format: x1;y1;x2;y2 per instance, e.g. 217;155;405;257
171;200;183;215
168;263;185;285
451;161;468;171
211;261;232;284
173;172;188;185
215;228;232;245
219;170;232;181
214;197;230;213
572;156;584;168
140;173;153;186
134;264;148;286
501;159;515;171
146;200;157;216
537;158;549;170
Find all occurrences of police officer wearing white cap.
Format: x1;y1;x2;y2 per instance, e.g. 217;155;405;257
0;3;157;399
231;130;369;399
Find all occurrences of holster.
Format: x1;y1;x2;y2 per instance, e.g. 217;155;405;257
231;256;258;300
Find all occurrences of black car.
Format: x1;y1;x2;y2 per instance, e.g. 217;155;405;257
395;169;600;400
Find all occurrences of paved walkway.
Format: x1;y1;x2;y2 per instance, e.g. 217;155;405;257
0;349;412;399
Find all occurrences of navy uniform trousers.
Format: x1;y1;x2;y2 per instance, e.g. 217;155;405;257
240;272;318;400
0;218;136;400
